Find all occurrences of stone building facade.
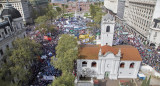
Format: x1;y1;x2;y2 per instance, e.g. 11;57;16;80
0;2;26;59
0;0;33;23
123;0;157;42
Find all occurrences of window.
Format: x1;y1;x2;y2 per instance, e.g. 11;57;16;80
120;63;125;68
91;62;97;67
82;61;87;67
0;49;3;56
130;63;134;68
154;32;157;37
4;28;8;35
106;26;110;32
6;45;9;50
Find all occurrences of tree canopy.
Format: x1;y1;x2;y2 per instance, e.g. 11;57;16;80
51;71;75;86
35;15;48;24
46;4;57;22
141;75;151;86
51;34;78;73
0;37;42;86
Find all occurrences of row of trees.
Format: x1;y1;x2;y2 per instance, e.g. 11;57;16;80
34;4;63;34
51;34;78;86
0;38;42;86
87;4;105;35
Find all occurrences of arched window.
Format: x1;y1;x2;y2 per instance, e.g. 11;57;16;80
91;62;97;67
130;63;134;68
120;63;125;68
82;61;87;67
106;26;110;32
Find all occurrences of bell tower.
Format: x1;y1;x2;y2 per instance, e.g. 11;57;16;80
101;12;115;46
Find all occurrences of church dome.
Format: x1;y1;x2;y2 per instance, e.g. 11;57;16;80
1;3;21;19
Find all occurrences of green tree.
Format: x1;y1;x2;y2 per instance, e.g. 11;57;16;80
141;76;151;86
146;75;151;86
46;4;58;23
0;38;42;86
35;15;48;24
65;5;68;9
51;34;78;72
88;4;105;36
89;4;96;18
51;71;75;86
56;7;62;15
62;4;65;14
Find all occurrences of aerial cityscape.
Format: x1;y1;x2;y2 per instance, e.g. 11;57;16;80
0;0;160;86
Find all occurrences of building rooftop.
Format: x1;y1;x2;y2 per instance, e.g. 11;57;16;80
78;44;142;61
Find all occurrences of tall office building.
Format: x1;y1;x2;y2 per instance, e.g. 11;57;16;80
123;0;157;42
0;0;32;23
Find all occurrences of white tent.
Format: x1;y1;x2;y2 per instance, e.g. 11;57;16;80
42;75;55;81
41;55;47;59
141;65;160;78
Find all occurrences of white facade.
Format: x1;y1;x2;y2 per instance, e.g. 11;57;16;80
0;0;32;23
118;61;141;78
147;0;160;48
77;52;141;80
101;13;115;46
104;0;118;14
148;19;160;48
123;0;157;41
152;0;160;21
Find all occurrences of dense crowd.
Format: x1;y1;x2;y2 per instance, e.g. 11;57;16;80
27;24;62;86
113;24;160;73
27;16;91;85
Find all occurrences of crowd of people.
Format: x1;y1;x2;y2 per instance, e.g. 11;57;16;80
113;24;160;73
27;23;62;86
27;16;92;85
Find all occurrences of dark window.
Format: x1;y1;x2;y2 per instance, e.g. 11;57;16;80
0;4;2;9
2;32;4;38
6;45;9;50
4;28;8;35
106;26;110;32
0;49;3;55
91;62;97;67
120;63;125;68
82;61;87;67
130;63;134;68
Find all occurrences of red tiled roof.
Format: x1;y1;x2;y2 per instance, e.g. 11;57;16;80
78;44;142;61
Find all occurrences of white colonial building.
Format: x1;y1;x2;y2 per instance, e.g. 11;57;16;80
76;13;142;81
